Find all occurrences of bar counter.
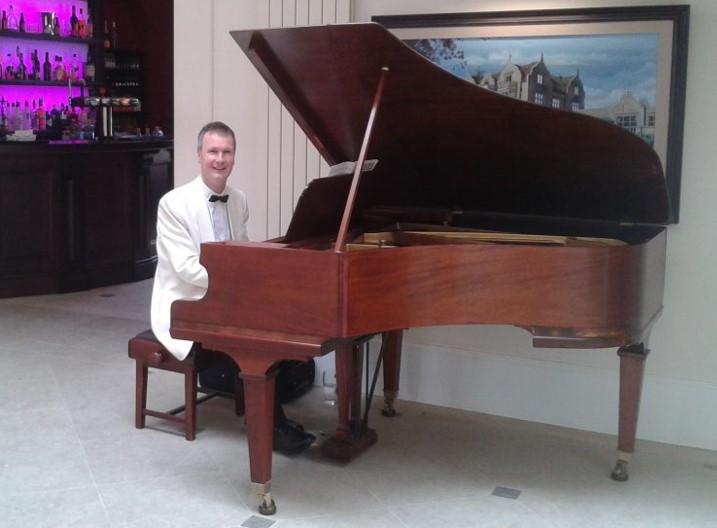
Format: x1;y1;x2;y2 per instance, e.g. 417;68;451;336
0;139;174;298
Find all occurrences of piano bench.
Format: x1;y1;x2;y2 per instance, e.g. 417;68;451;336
127;329;244;441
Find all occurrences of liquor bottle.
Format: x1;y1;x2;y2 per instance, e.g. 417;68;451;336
0;98;6;132
78;8;86;37
60;103;69;137
31;49;40;81
18;12;25;32
17;55;27;80
5;102;11;133
47;104;58;130
4;102;11;133
37;98;46;131
111;21;118;49
53;14;60;36
86;10;94;39
1;10;7;31
7;5;18;30
43;51;52;81
6;102;12;133
22;100;31;130
84;52;95;83
103;20;111;49
13;101;21;131
46;104;54;129
5;53;14;80
42;11;53;34
8;102;15;132
31;100;38;131
69;54;79;81
70;6;79;36
54;56;66;81
16;48;27;81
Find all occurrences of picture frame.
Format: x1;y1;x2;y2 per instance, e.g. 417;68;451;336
373;5;690;223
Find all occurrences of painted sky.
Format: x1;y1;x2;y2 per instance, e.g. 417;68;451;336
415;33;659;109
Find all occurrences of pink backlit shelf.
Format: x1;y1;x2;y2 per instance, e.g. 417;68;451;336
1;0;94;109
2;0;90;36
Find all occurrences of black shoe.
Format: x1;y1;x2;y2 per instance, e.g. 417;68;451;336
273;421;315;455
283;419;304;433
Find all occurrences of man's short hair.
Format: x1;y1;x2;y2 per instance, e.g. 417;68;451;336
197;121;236;151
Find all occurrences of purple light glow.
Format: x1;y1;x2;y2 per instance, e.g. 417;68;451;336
2;1;91;110
1;84;87;110
3;1;90;35
2;37;89;109
2;36;88;72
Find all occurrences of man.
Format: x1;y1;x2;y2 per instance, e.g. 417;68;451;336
151;121;315;454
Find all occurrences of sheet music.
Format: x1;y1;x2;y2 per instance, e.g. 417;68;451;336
328;159;379;177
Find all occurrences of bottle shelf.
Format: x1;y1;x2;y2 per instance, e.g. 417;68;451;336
0;79;96;87
0;29;94;45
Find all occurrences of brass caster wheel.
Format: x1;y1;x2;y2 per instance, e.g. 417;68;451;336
611;460;629;482
258;492;276;515
381;404;396;417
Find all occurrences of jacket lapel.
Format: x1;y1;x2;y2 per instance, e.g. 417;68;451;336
190;177;216;242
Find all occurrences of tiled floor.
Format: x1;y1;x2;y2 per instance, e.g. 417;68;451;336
1;279;716;527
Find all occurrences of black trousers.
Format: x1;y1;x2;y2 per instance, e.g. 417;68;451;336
198;356;288;423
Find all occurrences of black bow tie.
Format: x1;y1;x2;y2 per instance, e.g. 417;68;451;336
208;194;229;203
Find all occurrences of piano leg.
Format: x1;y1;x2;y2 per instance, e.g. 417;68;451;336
381;330;403;417
321;343;377;460
238;361;279;515
612;343;649;482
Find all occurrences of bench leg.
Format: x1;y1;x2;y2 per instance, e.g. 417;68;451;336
135;360;149;430
185;369;198;441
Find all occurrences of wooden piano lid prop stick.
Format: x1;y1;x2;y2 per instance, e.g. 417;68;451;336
334;66;389;253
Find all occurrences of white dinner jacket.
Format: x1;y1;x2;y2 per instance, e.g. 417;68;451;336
150;176;249;359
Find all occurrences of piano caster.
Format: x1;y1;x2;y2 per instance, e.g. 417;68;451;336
611;460;629;481
252;483;276;515
381;403;396;417
611;452;632;482
258;493;276;516
381;390;398;417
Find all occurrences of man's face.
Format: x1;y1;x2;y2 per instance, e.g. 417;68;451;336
198;132;235;193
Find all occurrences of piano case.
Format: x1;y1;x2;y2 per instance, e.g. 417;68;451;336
171;23;672;515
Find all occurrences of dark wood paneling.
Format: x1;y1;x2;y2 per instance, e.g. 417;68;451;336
0;141;173;297
0;156;63;276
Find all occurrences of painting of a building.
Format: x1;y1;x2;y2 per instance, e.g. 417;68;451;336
473;54;654;145
581;92;655;145
406;37;658;147
474;54;586;112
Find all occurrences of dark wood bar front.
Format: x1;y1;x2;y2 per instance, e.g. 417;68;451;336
0;140;173;298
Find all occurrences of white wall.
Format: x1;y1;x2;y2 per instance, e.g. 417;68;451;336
173;0;351;395
175;0;717;451
174;0;350;238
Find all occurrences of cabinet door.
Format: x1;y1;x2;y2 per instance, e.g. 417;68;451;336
66;151;134;279
0;155;64;295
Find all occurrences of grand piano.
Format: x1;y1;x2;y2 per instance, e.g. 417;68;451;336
171;23;669;515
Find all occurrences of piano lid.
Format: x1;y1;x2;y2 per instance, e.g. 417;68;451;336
231;23;671;240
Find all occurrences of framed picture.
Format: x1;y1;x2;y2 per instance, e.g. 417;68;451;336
373;6;690;222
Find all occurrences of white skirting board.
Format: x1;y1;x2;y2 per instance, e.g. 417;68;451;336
390;340;717;452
